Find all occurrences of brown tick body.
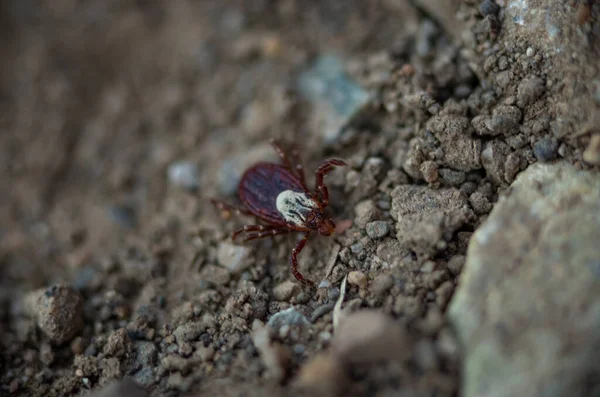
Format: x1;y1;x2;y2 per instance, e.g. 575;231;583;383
212;139;346;286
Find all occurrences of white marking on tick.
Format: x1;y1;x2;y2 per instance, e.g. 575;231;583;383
276;190;318;227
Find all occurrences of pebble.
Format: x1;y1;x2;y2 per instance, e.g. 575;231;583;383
195;345;215;362
295;353;346;395
25;284;84;344
332;310;411;365
347;271;368;289
481;140;511;185
438;168;466;186
517;75;545;107
479;0;500;16
365;221;390;239
167;160;200;192
419;160;439;183
583;135;600;165
217;243;254;275
268;307;310;330
272;280;300;302
533;137;559;162
447;255;465;276
354;200;379;228
469;191;493;215
103;328;130;358
370;273;394;295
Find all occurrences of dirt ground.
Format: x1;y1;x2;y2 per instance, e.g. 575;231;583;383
1;1;599;396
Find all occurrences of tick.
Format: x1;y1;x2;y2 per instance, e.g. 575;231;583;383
212;139;346;286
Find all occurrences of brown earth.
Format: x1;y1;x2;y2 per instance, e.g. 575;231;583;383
1;1;598;396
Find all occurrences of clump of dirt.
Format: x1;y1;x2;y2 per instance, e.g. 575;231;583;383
1;1;598;397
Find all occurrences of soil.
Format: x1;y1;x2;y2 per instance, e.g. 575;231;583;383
1;1;598;397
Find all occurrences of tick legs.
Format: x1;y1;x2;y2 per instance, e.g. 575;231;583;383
232;224;291;241
291;232;314;287
315;159;347;206
270;139;307;187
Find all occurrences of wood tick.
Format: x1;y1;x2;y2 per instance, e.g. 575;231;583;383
212;139;346;286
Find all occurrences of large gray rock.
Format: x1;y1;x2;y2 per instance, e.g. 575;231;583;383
448;163;600;397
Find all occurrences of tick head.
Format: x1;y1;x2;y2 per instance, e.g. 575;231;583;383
317;217;336;236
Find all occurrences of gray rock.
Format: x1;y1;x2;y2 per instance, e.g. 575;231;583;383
167;160;199;192
449;163;600;397
268;307;310;330
481;140;511;185
217;242;255;275
25;284;84;344
391;186;474;256
354;200;379;228
517;75;545;107
438;168;466;186
533;137;559;162
365;221;390;239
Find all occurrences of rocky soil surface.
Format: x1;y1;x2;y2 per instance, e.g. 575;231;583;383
1;1;599;397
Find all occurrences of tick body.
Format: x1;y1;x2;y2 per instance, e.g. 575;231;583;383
212;139;346;286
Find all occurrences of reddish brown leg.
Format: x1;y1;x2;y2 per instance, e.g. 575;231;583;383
211;199;252;219
270;139;307;187
232;224;281;240
241;227;292;242
315;159;347;206
290;232;314;287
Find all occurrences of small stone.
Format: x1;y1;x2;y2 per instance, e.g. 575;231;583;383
583;135;600;165
504;152;523;183
25;284;84;344
365;221;390;239
173;321;208;344
272;281;300;302
332;310;411;365
354;200;379;228
517;75;545;107
370;273;394;295
420;261;435;273
347;271;368;289
419;161;439;183
533;137;559;162
135;342;158;366
438;168;466;186
481;140;511;185
167;160;199;192
268;307;310;330
195;345;215;362
217;242;255;275
526;47;535;57
103;328;130;358
469;191;493;215
391;186;474;255
199;265;231;285
295;353;346;395
479;0;500;16
447;255;465;275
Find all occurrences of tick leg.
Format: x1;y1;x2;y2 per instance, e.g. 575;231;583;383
241;227;292;242
291;232;314;287
270;139;307;187
232;224;280;240
211;199;253;219
315;159;347;206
